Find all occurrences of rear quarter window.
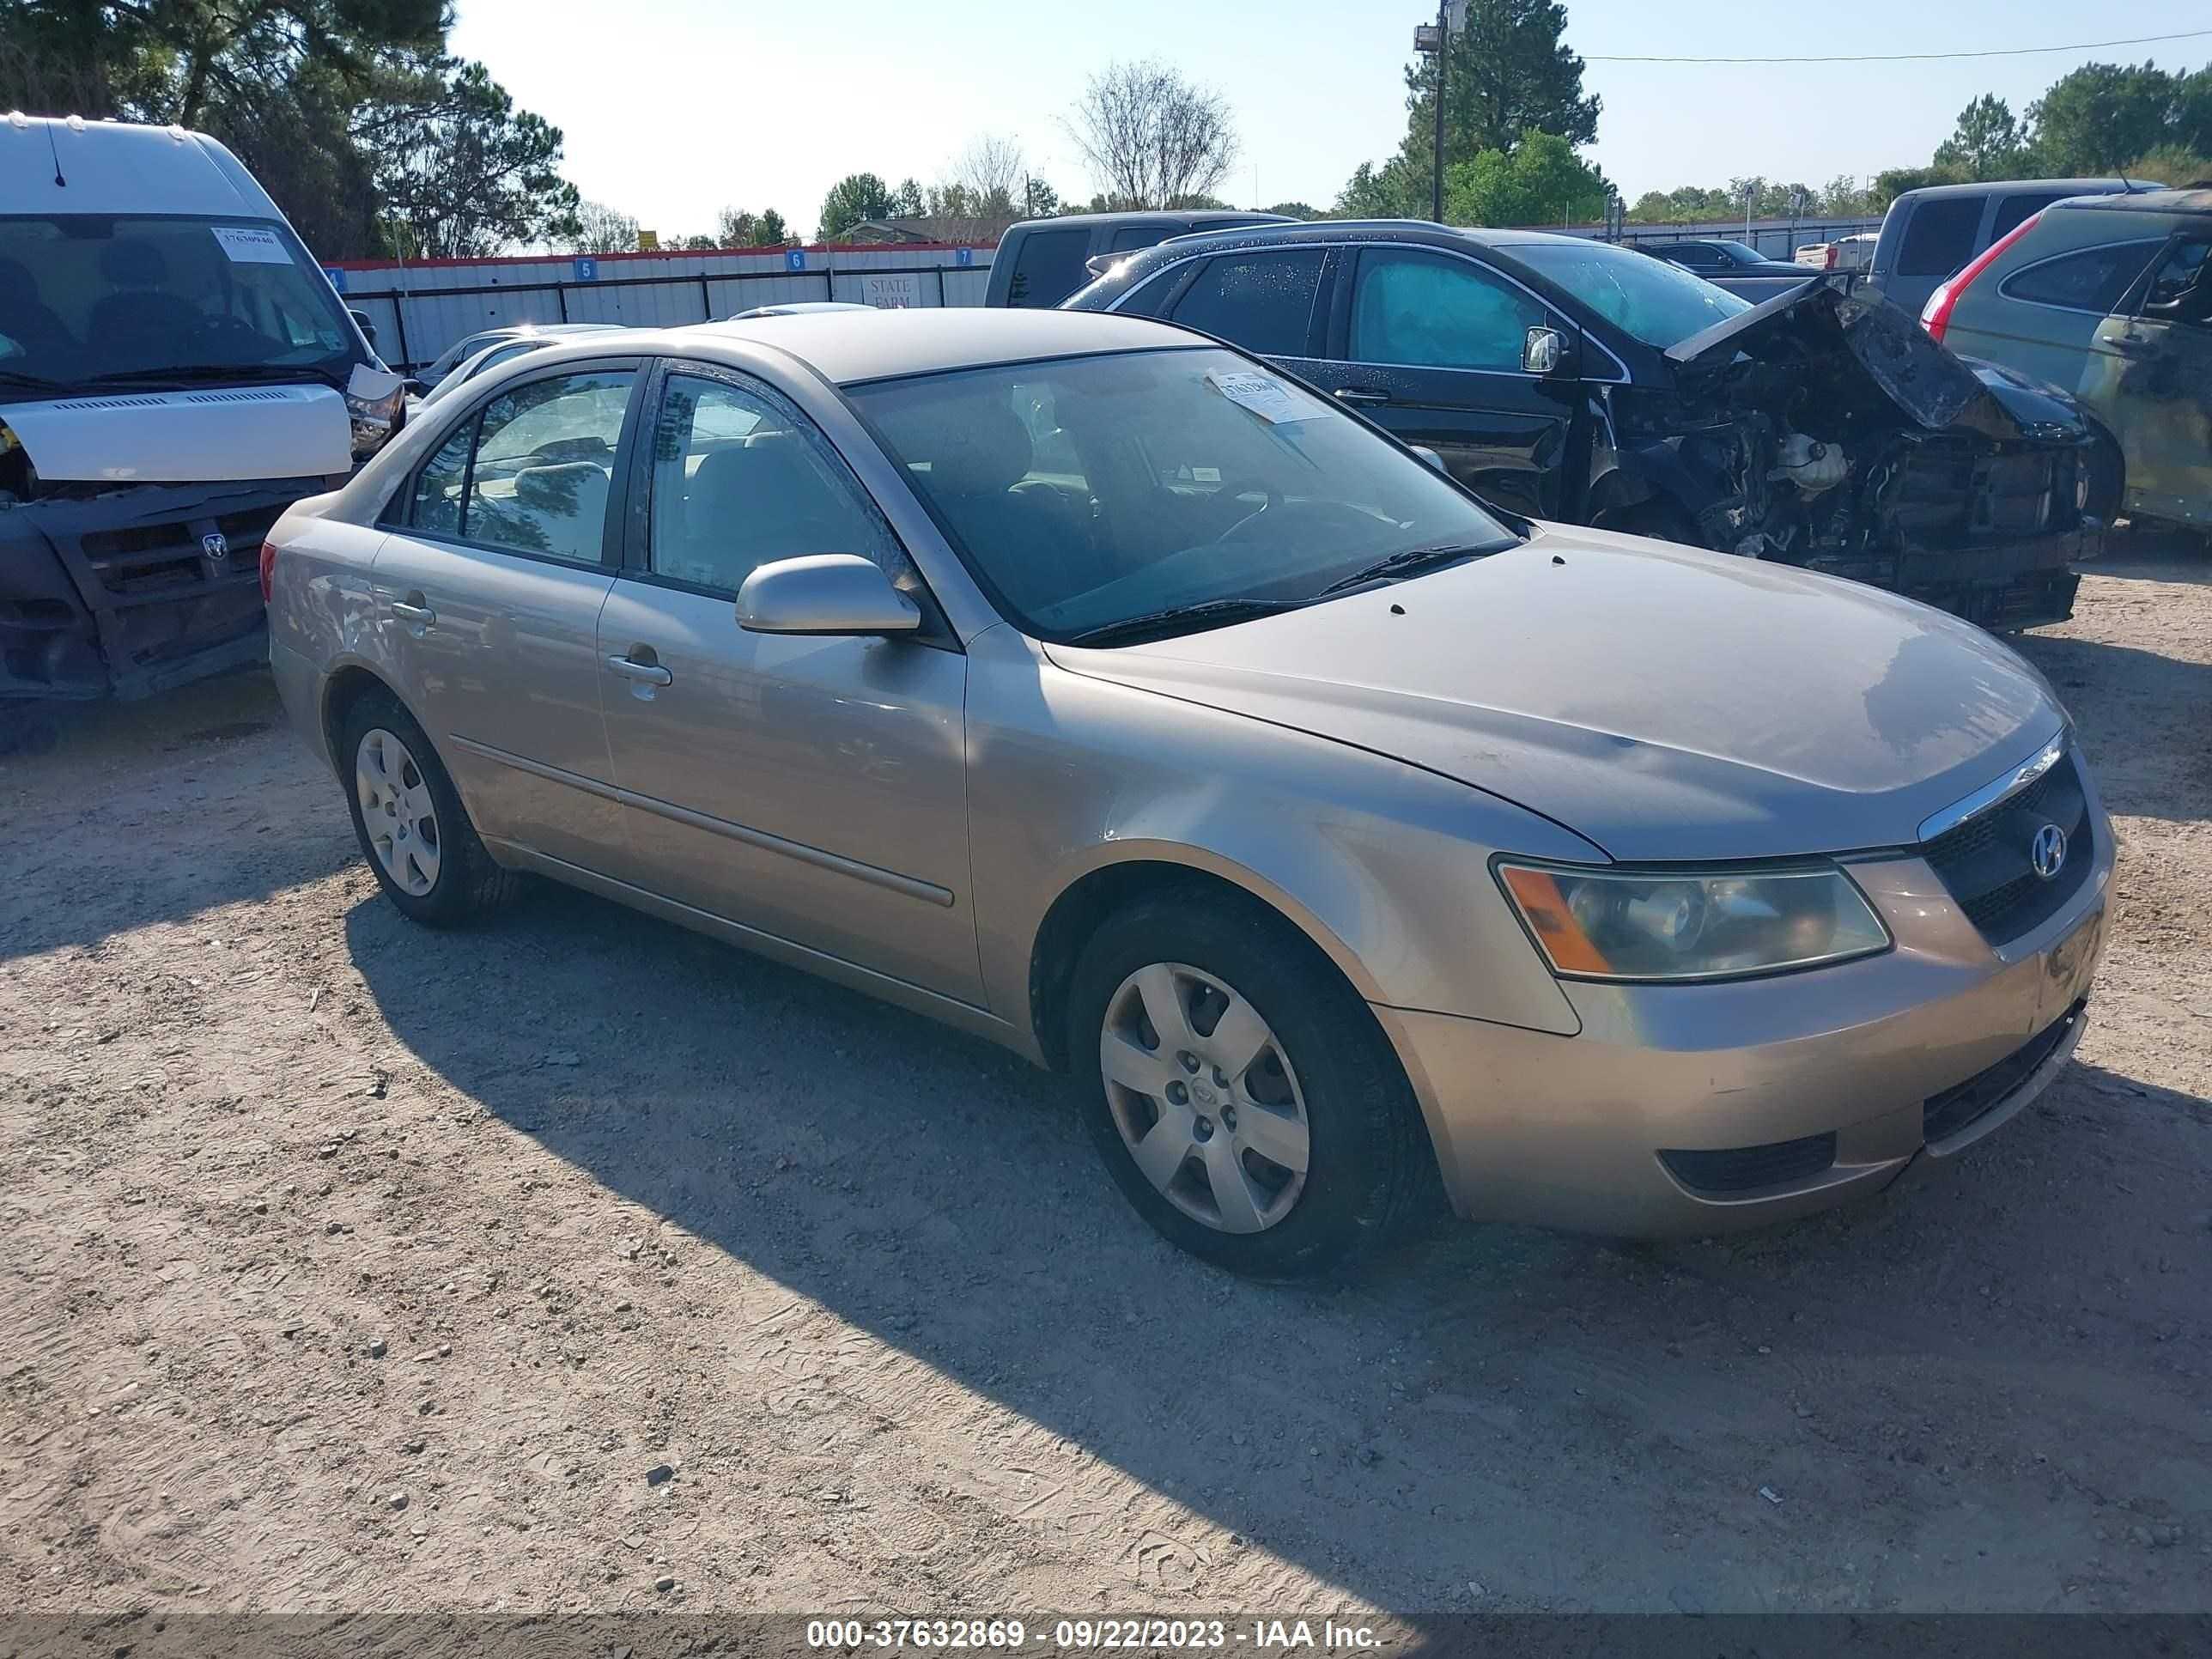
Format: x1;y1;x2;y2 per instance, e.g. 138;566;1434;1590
1006;228;1093;308
1999;240;2169;314
1897;198;1985;277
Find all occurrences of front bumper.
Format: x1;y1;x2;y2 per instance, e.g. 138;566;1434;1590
1805;515;2099;633
0;479;326;702
1375;813;2115;1237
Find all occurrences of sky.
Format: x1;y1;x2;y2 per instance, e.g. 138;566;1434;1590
447;1;2212;240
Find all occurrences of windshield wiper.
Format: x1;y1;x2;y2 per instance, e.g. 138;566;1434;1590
0;368;68;392
1316;540;1506;597
1062;596;1310;647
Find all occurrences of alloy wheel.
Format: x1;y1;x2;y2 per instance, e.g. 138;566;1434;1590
356;727;442;897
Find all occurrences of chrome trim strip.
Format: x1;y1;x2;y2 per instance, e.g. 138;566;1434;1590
452;733;623;802
451;735;957;908
1916;728;2069;843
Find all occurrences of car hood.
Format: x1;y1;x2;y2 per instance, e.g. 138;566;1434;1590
1042;526;2064;862
1667;278;2030;441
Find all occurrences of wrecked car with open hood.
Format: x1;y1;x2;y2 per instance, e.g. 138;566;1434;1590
1062;222;2108;631
1;115;402;720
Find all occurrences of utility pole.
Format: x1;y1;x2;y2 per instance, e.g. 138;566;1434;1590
1414;4;1447;222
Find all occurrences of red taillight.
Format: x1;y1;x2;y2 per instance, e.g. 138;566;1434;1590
1921;210;2043;344
1824;244;1838;270
259;538;279;605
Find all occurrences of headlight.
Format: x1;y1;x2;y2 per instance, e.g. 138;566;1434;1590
1496;862;1889;982
346;385;405;461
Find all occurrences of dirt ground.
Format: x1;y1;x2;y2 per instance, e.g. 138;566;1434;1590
2;546;2208;1624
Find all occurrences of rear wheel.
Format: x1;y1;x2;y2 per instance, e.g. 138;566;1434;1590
1066;892;1438;1278
338;689;518;926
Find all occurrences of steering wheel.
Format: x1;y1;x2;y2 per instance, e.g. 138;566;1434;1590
189;314;270;353
1210;485;1285;544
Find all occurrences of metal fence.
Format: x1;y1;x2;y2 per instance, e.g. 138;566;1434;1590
328;215;1888;372
324;244;994;372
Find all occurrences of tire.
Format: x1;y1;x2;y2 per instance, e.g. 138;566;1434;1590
1066;890;1440;1279
337;688;519;927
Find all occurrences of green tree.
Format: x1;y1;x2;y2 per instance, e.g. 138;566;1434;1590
1382;0;1599;212
374;58;582;259
1933;94;2027;180
817;171;895;240
1872;163;1968;207
2028;61;2179;173
890;177;927;217
714;206;792;246
1263;200;1318;220
1332;157;1424;217
1444;131;1608;227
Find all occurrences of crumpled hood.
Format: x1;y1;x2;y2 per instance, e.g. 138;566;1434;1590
1043;526;2064;862
0;383;352;483
1668;279;2029;441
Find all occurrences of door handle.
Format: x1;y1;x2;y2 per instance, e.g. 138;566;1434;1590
605;653;673;687
391;595;435;625
1333;386;1391;406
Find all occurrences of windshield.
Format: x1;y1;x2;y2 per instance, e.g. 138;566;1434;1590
1511;242;1752;349
1712;240;1765;264
849;346;1520;642
0;214;359;396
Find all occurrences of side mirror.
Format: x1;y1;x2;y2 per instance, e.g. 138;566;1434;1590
736;554;921;637
348;308;378;350
1522;325;1571;377
1410;445;1448;472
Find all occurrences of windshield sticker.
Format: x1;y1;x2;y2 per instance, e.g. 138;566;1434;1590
1206;369;1322;425
210;225;294;265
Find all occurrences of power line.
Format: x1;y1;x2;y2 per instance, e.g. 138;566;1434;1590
1585;27;2212;64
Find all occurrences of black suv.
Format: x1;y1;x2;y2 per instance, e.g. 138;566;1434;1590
1063;220;2110;630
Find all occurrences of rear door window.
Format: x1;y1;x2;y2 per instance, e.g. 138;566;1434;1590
1897;198;1984;277
2000;240;2169;314
456;369;635;563
1109;224;1170;253
1005;228;1093;307
1168;250;1327;356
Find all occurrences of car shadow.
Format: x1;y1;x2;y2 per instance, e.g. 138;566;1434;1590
0;672;357;963
2014;633;2212;826
343;878;2212;1616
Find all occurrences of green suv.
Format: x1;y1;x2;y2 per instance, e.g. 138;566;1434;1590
1922;187;2211;535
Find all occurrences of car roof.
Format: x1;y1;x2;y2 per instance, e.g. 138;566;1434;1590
1006;210;1295;234
0;114;283;218
2050;185;2212;217
662;307;1199;384
1891;177;2141;203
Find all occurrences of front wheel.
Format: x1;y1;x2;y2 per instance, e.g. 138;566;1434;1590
1066;893;1439;1278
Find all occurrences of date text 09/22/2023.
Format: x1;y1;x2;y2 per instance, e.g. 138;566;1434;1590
804;1618;1387;1650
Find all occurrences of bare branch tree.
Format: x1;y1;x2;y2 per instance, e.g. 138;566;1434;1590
927;133;1028;240
1065;60;1237;210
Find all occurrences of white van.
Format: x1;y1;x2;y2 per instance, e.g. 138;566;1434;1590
0;113;404;711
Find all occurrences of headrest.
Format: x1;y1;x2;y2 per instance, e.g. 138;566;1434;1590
100;239;168;289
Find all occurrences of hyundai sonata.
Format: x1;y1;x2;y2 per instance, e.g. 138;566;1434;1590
266;310;2111;1276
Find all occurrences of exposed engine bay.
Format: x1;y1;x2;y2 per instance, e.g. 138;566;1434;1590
1600;283;2104;631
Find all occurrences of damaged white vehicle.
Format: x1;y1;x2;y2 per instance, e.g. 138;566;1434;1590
0;114;404;714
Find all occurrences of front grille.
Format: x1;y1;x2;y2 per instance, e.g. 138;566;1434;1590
1923;1000;2085;1143
78;505;282;605
1921;752;2094;945
1659;1132;1837;1195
